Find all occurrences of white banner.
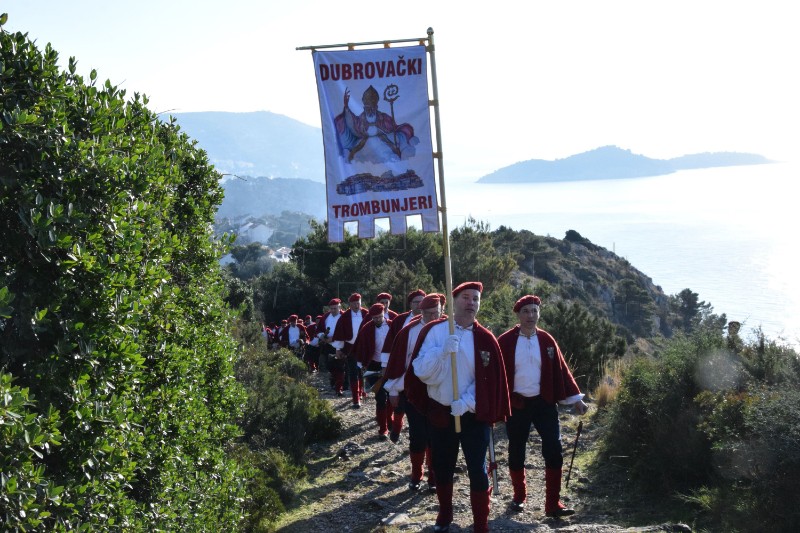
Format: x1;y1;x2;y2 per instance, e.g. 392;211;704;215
313;46;439;242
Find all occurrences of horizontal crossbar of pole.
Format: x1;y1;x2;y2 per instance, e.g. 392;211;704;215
296;36;428;51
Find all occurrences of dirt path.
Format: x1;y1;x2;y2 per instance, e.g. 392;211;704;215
275;371;691;533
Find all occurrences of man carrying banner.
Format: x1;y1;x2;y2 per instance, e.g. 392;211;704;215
353;303;393;439
497;295;588;517
332;293;369;408
406;282;510;533
383;293;443;491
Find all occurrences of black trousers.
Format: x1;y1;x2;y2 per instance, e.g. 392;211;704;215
505;395;563;470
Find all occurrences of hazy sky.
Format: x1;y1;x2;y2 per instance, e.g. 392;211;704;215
4;0;797;180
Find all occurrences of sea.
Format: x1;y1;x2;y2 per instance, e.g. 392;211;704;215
442;162;799;347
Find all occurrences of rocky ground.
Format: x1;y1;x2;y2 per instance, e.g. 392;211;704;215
274;370;693;533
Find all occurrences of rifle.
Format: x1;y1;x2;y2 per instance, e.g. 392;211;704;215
565;420;583;489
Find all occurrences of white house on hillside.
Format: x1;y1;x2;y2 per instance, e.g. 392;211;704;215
271;247;292;262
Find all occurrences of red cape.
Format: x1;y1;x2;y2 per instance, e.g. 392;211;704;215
383;316;423;380
352;319;391;366
405;317;510;424
278;323;308;347
332;307;369;348
497;325;581;404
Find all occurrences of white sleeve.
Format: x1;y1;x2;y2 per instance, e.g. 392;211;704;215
558;393;585;405
412;331;448;386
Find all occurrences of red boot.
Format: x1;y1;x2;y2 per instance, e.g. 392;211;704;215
470;487;491;533
544;467;575;518
509;468;526;511
376;405;388;438
409;451;425;489
434;482;453;530
425;446;437;492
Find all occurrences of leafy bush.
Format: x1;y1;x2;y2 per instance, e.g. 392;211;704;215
599;333;720;490
0;372;63;529
1;19;245;530
236;348;341;462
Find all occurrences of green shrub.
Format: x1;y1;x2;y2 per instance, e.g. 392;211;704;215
236;348;342;462
1;19;246;530
0;372;63;529
600;333;721;490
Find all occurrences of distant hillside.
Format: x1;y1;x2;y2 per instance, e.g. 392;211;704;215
171;111;325;183
217;176;326;221
477;145;772;183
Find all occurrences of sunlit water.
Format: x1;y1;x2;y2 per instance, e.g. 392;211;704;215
441;163;799;346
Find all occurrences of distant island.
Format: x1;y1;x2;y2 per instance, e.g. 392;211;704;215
477;145;772;183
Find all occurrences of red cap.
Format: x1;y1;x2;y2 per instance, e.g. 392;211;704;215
368;303;385;317
376;292;392;301
281;319;288;325
304;315;312;320
438;293;447;307
288;314;298;321
328;298;341;306
348;293;362;303
452;281;483;297
513;295;542;312
406;289;426;304
419;294;442;310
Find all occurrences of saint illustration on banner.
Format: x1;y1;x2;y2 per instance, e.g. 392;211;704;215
335;84;418;164
313;45;439;242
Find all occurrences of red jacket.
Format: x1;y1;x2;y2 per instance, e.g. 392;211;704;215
497;325;581;405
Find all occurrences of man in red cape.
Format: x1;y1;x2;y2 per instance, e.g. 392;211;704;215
497;295;588;517
316;299;344;394
383;293;444;490
353;303;393;438
405;282;510;533
332;293;369;408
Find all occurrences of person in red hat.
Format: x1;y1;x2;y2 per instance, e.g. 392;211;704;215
332;293;369;407
352;303;394;437
383;293;444;491
381;289;426;357
377;289;428;440
376;292;399;321
272;319;289;350
278;314;308;358
406;282;510;533
303;315;319;373
497;295;588;517
317;299;344;394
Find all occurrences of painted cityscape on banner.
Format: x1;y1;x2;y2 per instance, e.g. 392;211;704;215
313;45;439;242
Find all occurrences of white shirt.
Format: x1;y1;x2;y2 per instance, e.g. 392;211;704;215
287;325;301;346
323;313;341;340
371;322;389;363
412;321;476;410
514;332;584;405
332;311;363;350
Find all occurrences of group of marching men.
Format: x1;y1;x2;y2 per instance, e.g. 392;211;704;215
267;282;588;533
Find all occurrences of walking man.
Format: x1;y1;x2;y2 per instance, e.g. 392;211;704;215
497;295;588;517
406;282;510;533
